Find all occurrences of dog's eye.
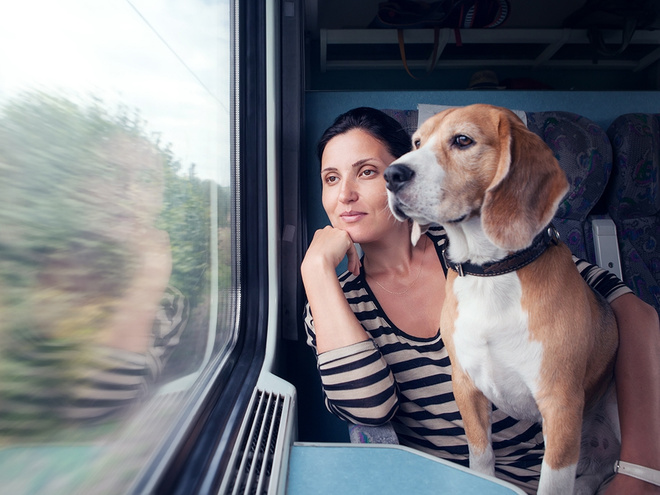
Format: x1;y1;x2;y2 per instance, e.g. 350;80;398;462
453;135;473;148
413;139;421;149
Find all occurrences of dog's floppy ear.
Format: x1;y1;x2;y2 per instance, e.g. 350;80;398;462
481;113;569;251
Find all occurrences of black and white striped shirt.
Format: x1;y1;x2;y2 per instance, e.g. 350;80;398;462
304;226;630;494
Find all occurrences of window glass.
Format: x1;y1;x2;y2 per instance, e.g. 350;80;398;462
0;1;234;493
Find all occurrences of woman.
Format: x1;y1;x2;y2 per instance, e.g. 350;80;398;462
301;107;660;494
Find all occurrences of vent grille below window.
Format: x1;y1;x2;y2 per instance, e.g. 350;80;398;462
220;373;296;495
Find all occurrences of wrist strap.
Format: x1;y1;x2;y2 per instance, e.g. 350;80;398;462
614;460;660;486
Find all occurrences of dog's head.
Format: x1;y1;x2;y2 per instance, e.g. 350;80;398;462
385;104;569;251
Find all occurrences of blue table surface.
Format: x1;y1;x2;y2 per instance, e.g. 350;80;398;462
287;442;526;495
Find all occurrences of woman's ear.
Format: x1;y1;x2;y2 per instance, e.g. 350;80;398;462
481;114;569;251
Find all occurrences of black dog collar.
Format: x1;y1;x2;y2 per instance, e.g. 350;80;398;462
443;225;561;277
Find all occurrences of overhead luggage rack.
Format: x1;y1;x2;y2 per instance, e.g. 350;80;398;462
320;28;660;73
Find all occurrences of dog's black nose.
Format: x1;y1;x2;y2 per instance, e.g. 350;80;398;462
384;164;414;192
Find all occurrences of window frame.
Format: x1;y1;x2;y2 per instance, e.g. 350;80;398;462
133;0;271;492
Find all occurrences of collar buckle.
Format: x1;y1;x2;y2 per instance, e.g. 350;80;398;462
548;225;560;245
443;248;466;277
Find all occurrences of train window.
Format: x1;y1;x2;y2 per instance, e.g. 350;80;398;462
0;1;256;493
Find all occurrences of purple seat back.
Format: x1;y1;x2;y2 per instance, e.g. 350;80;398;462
606;113;660;313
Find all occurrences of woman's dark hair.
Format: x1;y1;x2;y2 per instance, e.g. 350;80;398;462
317;107;412;163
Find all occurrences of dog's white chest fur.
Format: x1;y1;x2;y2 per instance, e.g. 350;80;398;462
452;273;543;422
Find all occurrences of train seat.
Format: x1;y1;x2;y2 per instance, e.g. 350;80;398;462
605;113;660;316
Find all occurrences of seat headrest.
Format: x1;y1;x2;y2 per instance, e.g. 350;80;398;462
607;113;660;219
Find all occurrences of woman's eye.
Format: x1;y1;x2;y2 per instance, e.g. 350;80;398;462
325;175;338;184
453;135;473;148
361;169;376;178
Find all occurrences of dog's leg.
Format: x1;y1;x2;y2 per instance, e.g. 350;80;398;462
453;367;495;476
537;394;584;494
574;383;620;495
442;281;495;476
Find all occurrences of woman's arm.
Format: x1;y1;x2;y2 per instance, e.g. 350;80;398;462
606;294;660;494
302;226;399;423
301;226;368;353
312;336;399;425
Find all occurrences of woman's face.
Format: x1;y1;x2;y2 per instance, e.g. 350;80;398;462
321;128;400;244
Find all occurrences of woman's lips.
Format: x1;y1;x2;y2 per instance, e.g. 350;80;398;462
340;211;366;223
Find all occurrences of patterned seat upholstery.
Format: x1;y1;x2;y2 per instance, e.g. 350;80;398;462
525;111;613;262
605;114;660;315
381;108;419;137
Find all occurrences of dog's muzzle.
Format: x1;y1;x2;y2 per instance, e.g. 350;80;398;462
384;164;415;193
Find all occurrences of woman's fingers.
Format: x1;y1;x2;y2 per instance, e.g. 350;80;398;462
305;226;359;273
346;242;361;276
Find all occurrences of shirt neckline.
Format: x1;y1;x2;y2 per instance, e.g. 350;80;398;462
357;231;447;343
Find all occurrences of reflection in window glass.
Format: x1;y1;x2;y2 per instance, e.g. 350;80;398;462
0;1;234;493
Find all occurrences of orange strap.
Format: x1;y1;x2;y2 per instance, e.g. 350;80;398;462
397;27;440;80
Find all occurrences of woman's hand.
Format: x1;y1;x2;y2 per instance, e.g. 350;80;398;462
301;226;361;278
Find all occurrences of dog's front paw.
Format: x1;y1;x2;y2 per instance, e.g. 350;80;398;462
468;444;496;477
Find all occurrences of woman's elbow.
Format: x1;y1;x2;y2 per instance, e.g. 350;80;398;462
326;393;399;425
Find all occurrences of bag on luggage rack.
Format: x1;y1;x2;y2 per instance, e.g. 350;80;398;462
371;0;510;78
373;0;509;29
564;0;660;57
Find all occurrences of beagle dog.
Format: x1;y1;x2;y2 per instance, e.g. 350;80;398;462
384;104;619;494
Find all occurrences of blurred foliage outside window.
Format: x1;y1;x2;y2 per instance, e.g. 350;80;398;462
0;90;231;491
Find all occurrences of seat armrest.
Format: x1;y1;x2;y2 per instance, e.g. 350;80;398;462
589;215;623;280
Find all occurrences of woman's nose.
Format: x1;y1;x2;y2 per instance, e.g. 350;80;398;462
338;179;358;203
